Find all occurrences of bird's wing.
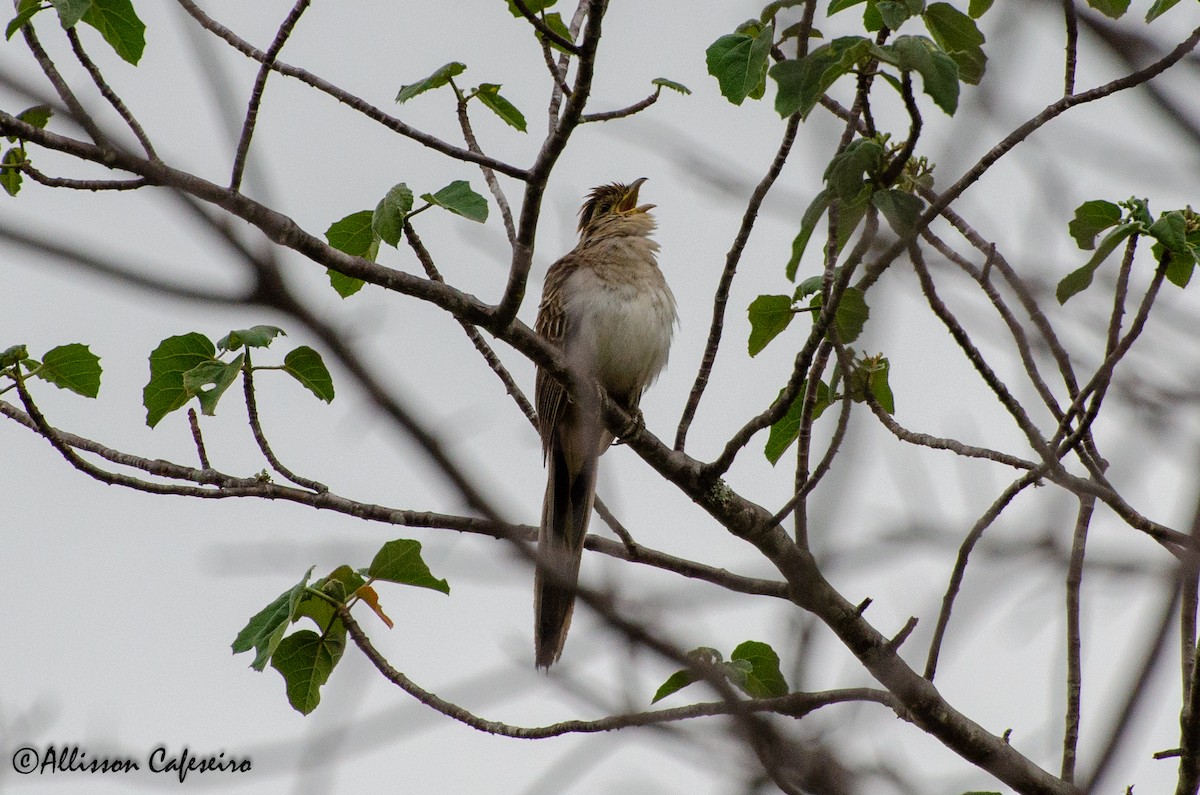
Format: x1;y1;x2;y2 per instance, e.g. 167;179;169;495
535;253;576;459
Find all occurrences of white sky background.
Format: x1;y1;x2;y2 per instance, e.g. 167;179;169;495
2;1;1200;793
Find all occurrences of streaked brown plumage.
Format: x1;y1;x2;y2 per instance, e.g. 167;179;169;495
533;178;677;669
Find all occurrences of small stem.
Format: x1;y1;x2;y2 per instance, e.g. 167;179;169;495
242;352;329;492
1062;495;1095;783
187;408;211;469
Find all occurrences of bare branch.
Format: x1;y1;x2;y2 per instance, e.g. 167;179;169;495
581;90;660;122
675;114;801;452
242;355;328;493
174;0;529;181
229;0;312;192
65;27;157;159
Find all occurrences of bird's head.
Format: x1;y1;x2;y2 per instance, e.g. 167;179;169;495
577;177;655;235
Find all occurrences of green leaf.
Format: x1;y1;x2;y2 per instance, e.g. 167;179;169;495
232;566;315;671
1147;210;1188;254
325;210;377;297
421;180;488;223
270;628;346;715
651;669;700;703
327;270;366;298
218;325;285;351
0;344;28;368
6;0;44;40
1145;0;1181;21
771;36;871;118
865;356;895;413
786;188;831;280
326;210;378;257
765;381;831;464
877;0;919;30
1056;222;1139;304
761;0;804;22
967;0;993;16
536;12;573;54
80;0;146;65
49;0;91;28
16;105;53;136
748;295;796;356
922;3;983;50
1068;200;1123;249
872;188;923;238
705;23;773;106
824;138;884;203
731;641;788;698
1;147;25;197
34;343;102;397
372;183;414;247
828;0;868;13
811;285;870;343
877;35;961;113
283;346;335;403
474;84;527;132
319;564;367;603
1086;0;1129;17
921;3;985;84
651;77;692;95
182;353;243;416
1162;247;1195;289
367;538;450;594
143;332;216;427
506;0;557;15
650;647;723;703
396;62;466;104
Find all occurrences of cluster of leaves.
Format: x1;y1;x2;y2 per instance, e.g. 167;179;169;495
396;61;529;132
232;539;450;714
6;0;145;63
0;341;101;397
504;0;573;53
144;325;333;427
1;104;51;197
707;0;990;117
652;641;789;703
323;180;488;298
1057;199;1200;303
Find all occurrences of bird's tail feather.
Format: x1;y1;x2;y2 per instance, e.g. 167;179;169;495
534;443;597;669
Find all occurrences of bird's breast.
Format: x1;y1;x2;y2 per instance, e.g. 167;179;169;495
563;250;677;399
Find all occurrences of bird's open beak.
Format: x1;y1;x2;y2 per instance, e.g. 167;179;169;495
617;177;655;214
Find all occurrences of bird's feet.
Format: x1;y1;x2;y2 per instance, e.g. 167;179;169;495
612;409;645;446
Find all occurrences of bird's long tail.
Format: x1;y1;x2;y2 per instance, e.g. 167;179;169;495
534;441;598;669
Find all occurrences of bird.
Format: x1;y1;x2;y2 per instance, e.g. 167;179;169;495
533;177;677;669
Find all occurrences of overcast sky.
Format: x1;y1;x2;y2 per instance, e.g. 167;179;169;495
4;1;1200;793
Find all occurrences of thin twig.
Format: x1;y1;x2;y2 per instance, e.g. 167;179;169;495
581;90;659;122
20;25;107;147
187;408;211;469
174;0;528;180
674;115;801;452
1063;0;1079;96
66;27;157;159
242;354;329;492
403;222;536;425
1062;495;1095;783
510;0;581;54
230;0;311;192
924;470;1047;681
453;89;517;245
21;162;147;191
